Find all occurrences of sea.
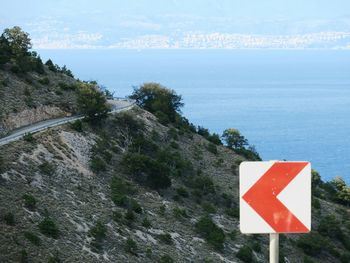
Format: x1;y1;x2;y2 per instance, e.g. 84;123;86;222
38;49;350;184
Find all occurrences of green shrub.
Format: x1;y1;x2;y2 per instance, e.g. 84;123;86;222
236;245;253;263
159;205;166;215
110;177;134;207
90;156;106;173
189;175;215;194
77;83;110;121
38;217;59;238
125;209;135;222
88;221;107;252
20;249;28;263
23;133;35;143
159;254;174;263
159;233;173;245
130;199;143;214
130;83;183;124
58;82;77;91
23;194;36;210
202;202;216;214
173;207;188;219
38;77;49;85
195;215;225;250
39;161;55;176
70;120;83;132
225;207;239;218
167;128;178;140
176;187;189;198
170;141;179;149
125;238;138;255
24;231;41;246
89;221;107;240
297;232;327;256
207;143;218;155
3;212;15;225
318;215;342;239
122;152;172;189
142;217;152;228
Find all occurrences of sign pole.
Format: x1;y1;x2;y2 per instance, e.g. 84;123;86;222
269;233;279;263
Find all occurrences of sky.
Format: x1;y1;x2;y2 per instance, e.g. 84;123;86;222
1;0;350;49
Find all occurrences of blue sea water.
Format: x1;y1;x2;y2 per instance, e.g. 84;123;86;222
38;49;350;183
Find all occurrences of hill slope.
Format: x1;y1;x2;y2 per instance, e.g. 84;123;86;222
0;105;349;263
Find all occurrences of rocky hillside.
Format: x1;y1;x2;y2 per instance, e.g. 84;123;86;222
0;104;349;263
0;65;80;136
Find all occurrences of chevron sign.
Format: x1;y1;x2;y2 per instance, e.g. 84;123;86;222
240;161;311;233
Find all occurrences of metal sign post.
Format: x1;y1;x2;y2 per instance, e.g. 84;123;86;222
269;233;279;263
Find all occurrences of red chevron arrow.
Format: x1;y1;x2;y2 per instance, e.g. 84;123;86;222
242;162;309;233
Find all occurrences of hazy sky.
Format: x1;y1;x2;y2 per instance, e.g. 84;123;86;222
1;0;350;48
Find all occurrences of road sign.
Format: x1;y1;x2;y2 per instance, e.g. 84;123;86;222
240;161;311;234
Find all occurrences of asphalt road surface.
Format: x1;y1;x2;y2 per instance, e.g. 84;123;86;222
0;99;135;147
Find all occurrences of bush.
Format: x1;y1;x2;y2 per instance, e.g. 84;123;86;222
159;233;173;244
297;232;327;256
225;207;239;218
122;152;171;189
176;187;189;198
195;215;225;250
38;217;59;238
130;83;184;124
70;120;83;132
207;143;218;155
90;156;106;173
23;133;35;143
159;254;174;263
24;231;41;246
125;209;135;222
142;217;152;228
167;128;178;140
3;212;15;225
110;177;134;207
125;238;138;255
77;83;110;121
23;194;36;210
189;176;215;194
202;202;216;214
236;245;253;263
38;77;49;85
39;161;55;176
173;207;188;219
88;221;107;251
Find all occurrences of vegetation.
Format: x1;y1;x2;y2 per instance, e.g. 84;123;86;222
24;231;41;246
3;212;15;226
159;254;174;263
88;221;107;252
222;128;261;160
236;245;253;263
38;217;59;239
195;215;225;250
77;82;111;121
22;194;36;210
130;83;184;124
0;27;44;73
125;238;138;255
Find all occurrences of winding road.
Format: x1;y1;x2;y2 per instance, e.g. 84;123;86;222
0;99;135;147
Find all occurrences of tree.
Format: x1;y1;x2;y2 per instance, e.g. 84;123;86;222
222;128;248;150
0;35;12;65
130;83;184;123
77;83;111;121
1;26;31;57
